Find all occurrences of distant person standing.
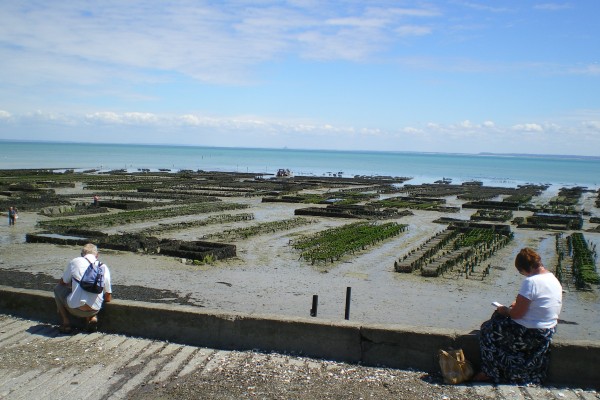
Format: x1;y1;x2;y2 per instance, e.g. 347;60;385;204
93;194;100;207
8;206;17;226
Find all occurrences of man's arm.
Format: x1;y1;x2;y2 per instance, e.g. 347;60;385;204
60;259;77;286
103;266;112;303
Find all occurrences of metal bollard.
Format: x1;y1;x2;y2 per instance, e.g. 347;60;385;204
344;287;351;320
310;295;318;317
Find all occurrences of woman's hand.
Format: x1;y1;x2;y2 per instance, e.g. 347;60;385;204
508;294;531;319
498;305;511;317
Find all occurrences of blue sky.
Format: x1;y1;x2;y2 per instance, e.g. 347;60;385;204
1;1;599;155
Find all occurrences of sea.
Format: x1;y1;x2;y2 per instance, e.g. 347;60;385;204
1;140;599;189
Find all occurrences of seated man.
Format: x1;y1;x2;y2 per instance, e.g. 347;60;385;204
54;243;112;333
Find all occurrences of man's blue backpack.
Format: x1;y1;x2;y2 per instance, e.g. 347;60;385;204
77;259;105;294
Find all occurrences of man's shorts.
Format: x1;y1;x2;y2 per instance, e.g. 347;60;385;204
54;284;99;318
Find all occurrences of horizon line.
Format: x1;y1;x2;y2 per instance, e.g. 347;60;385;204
1;138;599;161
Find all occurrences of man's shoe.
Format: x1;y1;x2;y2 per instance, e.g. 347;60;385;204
58;325;73;334
86;317;98;333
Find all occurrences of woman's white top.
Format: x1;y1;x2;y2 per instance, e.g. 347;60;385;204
513;272;562;329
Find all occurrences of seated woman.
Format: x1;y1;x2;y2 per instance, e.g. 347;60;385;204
475;247;563;384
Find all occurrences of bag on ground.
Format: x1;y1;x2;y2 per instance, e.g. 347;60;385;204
77;260;105;294
439;348;474;384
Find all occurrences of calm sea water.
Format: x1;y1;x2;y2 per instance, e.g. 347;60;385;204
1;140;599;188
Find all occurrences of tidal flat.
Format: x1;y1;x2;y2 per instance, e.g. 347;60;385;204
1;169;599;340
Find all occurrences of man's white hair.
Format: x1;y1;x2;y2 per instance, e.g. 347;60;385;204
81;243;98;256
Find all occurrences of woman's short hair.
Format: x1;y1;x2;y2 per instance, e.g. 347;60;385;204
514;247;541;273
81;243;98;256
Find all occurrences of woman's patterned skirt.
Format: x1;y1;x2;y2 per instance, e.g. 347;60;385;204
479;313;555;384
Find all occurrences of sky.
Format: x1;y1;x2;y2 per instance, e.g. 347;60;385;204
0;1;599;156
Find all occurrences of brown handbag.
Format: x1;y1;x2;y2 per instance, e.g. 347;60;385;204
438;349;474;384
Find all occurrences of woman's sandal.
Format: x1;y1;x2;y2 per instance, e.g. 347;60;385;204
471;371;492;382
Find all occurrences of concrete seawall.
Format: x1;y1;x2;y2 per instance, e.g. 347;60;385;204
1;285;598;389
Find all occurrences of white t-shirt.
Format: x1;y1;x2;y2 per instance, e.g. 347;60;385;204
62;255;112;311
513;272;562;329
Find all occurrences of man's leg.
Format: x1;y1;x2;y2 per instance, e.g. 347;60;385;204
86;315;98;332
69;308;99;332
54;284;72;331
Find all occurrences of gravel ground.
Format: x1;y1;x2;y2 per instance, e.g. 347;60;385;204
3;314;599;399
128;360;489;400
0;315;498;400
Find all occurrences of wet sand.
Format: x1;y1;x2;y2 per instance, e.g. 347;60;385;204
1;192;599;341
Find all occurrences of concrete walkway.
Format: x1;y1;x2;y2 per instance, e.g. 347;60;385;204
1;314;599;400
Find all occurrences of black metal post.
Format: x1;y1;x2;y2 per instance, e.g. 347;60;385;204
344;287;351;320
310;295;318;317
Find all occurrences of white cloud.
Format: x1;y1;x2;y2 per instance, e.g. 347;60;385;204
2;110;600;155
392;55;600;77
297;30;380;61
85;112;123;124
582;121;600;131
396;25;432;37
326;17;387;29
122;112;159;124
0;1;442;84
542;122;561;132
83;111;164;125
511;123;543;132
568;64;600;76
534;3;572;11
19;110;76;125
457;2;511;13
179;114;206;126
389;7;440;18
402;127;422;134
0;110;12;119
359;127;383;137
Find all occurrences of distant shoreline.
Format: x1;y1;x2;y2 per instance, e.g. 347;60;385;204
1;140;599;188
1;138;599;161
